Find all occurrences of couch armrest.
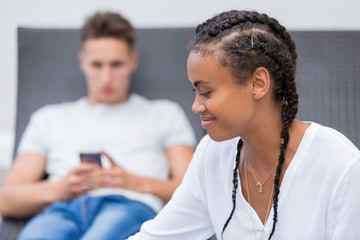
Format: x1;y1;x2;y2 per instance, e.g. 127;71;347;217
0;217;28;240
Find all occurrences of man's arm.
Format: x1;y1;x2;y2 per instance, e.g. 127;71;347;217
142;144;194;202
0;153;96;218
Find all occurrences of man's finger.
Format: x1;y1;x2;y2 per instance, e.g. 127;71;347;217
72;164;97;175
100;151;118;167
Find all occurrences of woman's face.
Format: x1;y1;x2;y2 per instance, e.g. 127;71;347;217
187;51;256;142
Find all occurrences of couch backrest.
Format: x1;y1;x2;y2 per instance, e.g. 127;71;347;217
292;31;360;148
16;28;360;155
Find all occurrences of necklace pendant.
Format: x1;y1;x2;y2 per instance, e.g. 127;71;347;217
256;181;263;193
256;182;263;193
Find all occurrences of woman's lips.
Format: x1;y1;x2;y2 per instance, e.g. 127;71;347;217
201;116;215;128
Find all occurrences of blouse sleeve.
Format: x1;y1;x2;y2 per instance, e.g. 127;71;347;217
326;155;360;239
128;137;215;240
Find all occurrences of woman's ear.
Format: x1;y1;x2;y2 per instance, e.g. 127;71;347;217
250;67;271;100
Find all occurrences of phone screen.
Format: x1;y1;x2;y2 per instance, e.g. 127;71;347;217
80;153;102;167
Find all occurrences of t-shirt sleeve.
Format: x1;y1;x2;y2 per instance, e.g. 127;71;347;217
326;155;360;239
159;101;197;148
16;107;49;157
127;136;215;240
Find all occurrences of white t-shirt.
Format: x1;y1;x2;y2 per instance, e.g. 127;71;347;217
17;93;197;212
129;122;360;240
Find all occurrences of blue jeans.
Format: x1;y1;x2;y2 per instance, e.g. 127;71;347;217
18;195;156;240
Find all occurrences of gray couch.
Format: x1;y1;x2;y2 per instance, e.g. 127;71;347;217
0;28;359;240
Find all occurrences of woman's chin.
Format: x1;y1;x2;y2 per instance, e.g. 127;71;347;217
207;131;235;142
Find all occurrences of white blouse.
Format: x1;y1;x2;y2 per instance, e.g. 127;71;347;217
129;122;360;240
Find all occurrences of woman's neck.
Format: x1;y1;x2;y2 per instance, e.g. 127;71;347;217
241;120;309;173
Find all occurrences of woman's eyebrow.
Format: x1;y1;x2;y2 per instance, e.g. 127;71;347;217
193;80;210;87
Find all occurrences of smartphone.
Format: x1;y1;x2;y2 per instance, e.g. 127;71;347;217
80;153;102;167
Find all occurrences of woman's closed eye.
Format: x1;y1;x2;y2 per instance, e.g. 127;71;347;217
192;88;211;97
200;91;211;97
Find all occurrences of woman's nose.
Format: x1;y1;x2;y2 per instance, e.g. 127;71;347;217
192;97;206;113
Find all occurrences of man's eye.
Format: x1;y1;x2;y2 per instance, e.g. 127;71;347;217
92;62;102;68
112;62;124;68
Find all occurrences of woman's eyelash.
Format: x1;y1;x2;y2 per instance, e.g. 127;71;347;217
200;92;210;97
192;88;211;97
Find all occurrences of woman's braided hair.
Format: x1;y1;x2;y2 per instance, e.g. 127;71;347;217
188;10;299;239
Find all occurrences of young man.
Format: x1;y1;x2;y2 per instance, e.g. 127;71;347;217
0;11;196;239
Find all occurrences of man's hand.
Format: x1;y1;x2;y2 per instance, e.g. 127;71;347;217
83;151;147;193
73;145;194;204
56;163;99;201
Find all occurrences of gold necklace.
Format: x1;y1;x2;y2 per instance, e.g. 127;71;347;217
245;155;274;240
246;149;278;193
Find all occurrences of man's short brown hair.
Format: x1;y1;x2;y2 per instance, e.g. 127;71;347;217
81;11;135;49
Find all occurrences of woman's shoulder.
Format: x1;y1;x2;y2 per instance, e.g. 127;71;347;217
297;121;360;176
306;122;359;155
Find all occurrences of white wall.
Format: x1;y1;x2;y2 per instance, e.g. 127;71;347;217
0;0;359;169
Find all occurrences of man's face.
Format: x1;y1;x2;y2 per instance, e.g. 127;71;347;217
79;37;137;105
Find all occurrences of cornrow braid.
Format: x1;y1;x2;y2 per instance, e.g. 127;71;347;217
221;139;242;240
269;69;298;239
189;10;299;239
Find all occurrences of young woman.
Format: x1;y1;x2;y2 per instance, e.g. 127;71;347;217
129;10;360;240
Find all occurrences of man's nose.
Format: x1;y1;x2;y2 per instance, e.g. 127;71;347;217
100;67;112;83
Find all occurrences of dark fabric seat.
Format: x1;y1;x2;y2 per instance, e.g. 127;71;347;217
0;28;359;240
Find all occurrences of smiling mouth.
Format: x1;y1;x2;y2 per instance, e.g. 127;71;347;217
200;116;215;128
